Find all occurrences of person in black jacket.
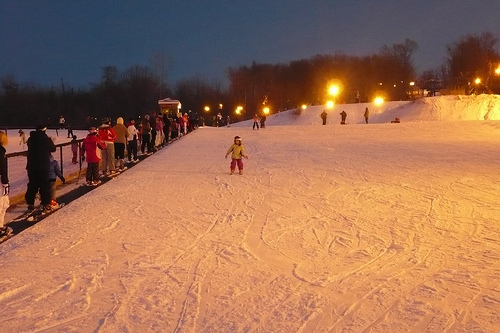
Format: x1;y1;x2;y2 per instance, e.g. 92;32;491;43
25;125;56;212
0;131;11;236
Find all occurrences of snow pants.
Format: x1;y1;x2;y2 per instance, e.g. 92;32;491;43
0;195;9;228
230;158;244;171
127;139;138;161
25;171;52;206
86;162;100;182
101;142;115;173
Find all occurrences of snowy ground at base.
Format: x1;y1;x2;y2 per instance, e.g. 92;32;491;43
0;95;499;332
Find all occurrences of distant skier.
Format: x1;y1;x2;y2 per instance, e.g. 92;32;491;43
320;110;328;125
225;136;248;175
364;107;369;124
253;114;260;130
340;110;347;125
71;135;79;164
18;129;27;149
260;115;266;128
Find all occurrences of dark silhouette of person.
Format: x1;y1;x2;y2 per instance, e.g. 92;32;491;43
364;107;369;124
25;125;56;211
320;110;328;125
340;111;347;125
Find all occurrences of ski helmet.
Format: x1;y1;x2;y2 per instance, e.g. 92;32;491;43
234;136;242;141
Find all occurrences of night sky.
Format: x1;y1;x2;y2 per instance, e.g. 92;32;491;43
1;0;499;88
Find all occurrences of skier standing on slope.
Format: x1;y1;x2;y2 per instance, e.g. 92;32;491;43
83;127;106;186
225;136;248;175
0;131;11;237
25;125;56;212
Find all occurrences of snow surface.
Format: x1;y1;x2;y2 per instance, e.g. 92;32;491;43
1;95;500;332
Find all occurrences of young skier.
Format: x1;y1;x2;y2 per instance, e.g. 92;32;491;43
48;154;65;209
71;135;79;164
0;131;11;237
225;136;248;175
83;127;106;186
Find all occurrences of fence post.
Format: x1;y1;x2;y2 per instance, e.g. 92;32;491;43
59;146;63;175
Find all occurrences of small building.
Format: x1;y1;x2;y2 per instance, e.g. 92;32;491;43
158;98;182;117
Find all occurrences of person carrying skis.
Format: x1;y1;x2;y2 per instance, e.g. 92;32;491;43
225;136;248;175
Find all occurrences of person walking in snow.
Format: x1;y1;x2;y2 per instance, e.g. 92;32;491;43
25;125;56;212
320;110;328;125
225;136;248;175
82;127;106;186
18;129;27;150
113;117;129;171
0;131;11;237
98;117;117;175
48;153;65;208
364;107;369;124
340;110;347;125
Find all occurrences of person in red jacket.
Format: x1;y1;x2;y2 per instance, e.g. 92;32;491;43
98;117;117;175
83;127;106;186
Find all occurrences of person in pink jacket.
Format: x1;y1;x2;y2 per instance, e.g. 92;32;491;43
83;127;106;186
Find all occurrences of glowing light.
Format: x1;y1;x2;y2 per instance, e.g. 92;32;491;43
219;103;223;109
328;85;340;96
235;106;243;115
409;82;415;86
475;78;481;85
263;107;270;115
301;104;307;110
496;66;500;75
374;97;384;106
326;100;334;109
204;106;210;112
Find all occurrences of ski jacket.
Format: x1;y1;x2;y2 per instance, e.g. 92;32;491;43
226;143;246;160
0;145;8;184
113;123;129;144
142;119;151;133
83;133;106;163
127;123;139;141
98;124;117;143
26;130;56;175
48;156;63;181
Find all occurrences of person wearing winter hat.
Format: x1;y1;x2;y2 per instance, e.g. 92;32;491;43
98;117;117;175
25;125;56;212
113;117;129;171
82;127;106;185
225;136;248;175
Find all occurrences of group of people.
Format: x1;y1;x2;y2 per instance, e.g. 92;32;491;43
252;114;266;129
82;112;195;186
319;107;370;125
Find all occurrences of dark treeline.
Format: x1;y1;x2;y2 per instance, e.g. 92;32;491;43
1;33;499;127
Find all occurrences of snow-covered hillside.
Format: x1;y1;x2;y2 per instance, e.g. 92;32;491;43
1;95;500;332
